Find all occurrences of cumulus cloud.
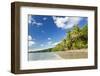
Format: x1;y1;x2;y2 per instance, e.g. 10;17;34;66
47;37;52;45
28;35;35;47
28;15;43;26
53;16;69;28
43;17;47;20
53;16;82;29
29;41;35;47
28;35;32;41
28;15;33;24
48;37;52;40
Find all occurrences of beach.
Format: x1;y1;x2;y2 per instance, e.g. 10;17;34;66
28;49;88;61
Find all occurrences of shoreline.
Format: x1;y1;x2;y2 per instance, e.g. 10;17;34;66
28;49;88;60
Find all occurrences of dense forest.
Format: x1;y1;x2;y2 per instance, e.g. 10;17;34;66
51;24;88;52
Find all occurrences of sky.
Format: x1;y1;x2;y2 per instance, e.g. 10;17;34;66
28;15;88;51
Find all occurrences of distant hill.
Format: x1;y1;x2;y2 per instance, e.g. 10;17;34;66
29;48;52;53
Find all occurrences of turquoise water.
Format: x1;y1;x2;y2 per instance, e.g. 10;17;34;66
28;52;61;61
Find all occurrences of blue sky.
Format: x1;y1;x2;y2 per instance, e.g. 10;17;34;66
28;15;88;51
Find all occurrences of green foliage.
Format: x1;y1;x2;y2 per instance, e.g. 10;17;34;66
51;24;88;52
52;43;64;51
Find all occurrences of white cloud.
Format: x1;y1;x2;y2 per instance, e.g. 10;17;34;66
28;35;35;47
65;17;82;29
28;35;32;41
28;15;33;24
53;16;82;29
53;16;69;28
47;38;52;45
28;15;43;26
48;37;52;40
43;17;47;20
40;44;44;47
32;22;42;26
29;41;35;47
31;20;43;27
48;41;52;45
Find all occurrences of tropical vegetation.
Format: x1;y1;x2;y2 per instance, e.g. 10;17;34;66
51;24;88;52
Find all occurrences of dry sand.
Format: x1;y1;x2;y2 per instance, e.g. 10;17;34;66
55;49;88;59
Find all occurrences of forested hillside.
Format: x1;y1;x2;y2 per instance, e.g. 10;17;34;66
51;24;88;52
